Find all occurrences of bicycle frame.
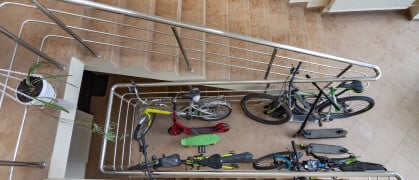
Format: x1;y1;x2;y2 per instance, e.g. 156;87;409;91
185;153;238;170
136;101;229;136
179;95;231;120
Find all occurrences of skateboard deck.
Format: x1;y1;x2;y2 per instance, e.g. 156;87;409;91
181;134;220;146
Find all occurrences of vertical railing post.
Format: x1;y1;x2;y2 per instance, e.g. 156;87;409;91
171;26;193;73
30;0;100;58
0;26;66;70
323;64;353;88
0;160;46;169
264;48;278;91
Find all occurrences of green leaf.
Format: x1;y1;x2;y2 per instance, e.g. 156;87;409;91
34;97;70;113
26;61;51;87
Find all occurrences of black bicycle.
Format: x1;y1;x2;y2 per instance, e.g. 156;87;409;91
253;141;386;172
129;152;253;171
241;62;375;125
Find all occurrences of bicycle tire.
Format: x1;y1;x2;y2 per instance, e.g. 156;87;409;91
133;113;156;140
128;163;147;171
317;96;374;119
199;104;232;121
241;93;292;125
253;151;293;170
292;95;315;115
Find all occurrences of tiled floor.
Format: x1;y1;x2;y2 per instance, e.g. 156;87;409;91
0;0;418;179
84;3;419;180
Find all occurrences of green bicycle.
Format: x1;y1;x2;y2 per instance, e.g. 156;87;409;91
241;62;375;125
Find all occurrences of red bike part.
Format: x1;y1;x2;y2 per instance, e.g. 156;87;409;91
213;123;230;132
168;126;182;135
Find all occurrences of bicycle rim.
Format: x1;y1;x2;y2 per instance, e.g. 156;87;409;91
199;104;232;121
253;151;292;170
134;114;155;140
318;96;375;119
241;93;291;125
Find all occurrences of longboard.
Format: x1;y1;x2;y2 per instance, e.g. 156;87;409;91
181;134;220;146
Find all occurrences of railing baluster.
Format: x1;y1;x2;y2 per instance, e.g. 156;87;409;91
30;0;100;58
0;26;65;70
323;64;353;88
0;160;46;169
171;26;193;73
264;48;278;91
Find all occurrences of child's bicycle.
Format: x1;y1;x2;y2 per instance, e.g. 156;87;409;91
253;141;386;172
130;83;231;137
131;83;232;121
128;152;253;174
240;61;375;125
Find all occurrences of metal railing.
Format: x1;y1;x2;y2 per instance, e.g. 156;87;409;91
100;81;403;180
0;1;388;179
0;1;382;83
55;0;381;83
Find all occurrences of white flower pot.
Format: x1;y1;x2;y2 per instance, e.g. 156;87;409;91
16;74;57;106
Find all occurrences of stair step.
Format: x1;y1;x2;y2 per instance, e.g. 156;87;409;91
80;0;122;65
205;0;230;80
147;0;182;73
307;0;330;8
227;0;251;81
118;0;156;68
178;0;205;77
249;0;273;81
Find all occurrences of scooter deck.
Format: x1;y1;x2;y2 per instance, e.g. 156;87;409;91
302;128;347;139
304;143;349;154
181;134;220;146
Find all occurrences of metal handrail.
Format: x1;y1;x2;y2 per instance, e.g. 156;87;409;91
99;82;403;180
58;0;381;82
0;1;371;82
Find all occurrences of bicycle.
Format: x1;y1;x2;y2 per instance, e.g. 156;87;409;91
132;84;232;121
253;141;386;172
240;62;375;125
128;152;253;172
130;83;231;137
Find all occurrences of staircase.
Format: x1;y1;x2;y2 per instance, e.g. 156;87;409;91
0;0;378;84
0;0;387;179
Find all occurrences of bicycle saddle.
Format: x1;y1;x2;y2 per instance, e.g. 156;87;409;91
159;154;182;168
200;154;223;169
182;88;201;102
338;80;364;93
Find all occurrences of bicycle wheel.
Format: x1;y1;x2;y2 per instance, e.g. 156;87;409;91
199;104;232;121
241;93;292;125
292;95;316;115
133;114;156;140
317;96;374;119
253;151;293;170
128;163;148;171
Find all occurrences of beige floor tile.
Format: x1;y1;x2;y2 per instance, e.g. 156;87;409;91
396;135;419;167
408;120;419;142
385;152;415;179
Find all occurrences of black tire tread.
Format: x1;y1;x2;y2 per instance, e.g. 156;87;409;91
317;96;374;119
241;93;292;125
199;104;232;121
253;151;292;170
